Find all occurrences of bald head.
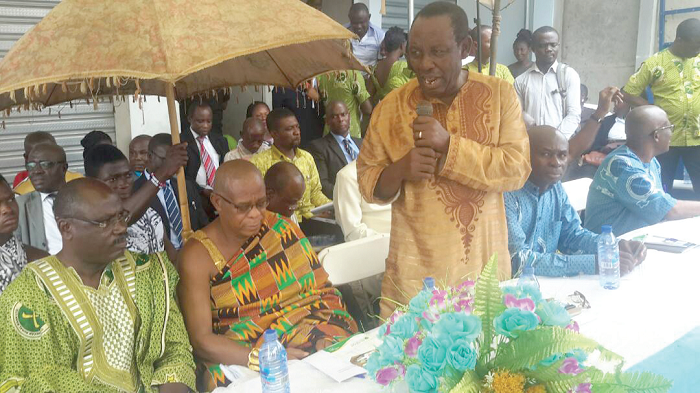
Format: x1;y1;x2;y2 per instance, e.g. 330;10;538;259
528;125;567;148
54;178;114;219
326;100;351;136
24;131;56;158
528;125;569;192
265;162;304;192
265;162;305;218
625;105;669;141
213;160;264;196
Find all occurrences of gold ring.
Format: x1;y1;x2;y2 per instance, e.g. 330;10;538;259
418;131;422;139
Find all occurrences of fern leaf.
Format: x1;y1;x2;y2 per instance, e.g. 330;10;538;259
494;327;617;370
592;371;673;393
473;254;506;370
448;370;480;393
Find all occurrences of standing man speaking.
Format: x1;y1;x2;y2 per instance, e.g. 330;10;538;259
358;1;530;317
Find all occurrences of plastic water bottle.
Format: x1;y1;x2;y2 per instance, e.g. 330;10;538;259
684;167;691;184
259;329;290;393
597;225;620;290
518;265;540;290
423;277;435;291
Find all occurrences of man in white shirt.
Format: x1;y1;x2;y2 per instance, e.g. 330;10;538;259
514;26;581;139
14;144;67;254
181;102;230;219
333;160;391;242
223;118;270;162
346;3;385;67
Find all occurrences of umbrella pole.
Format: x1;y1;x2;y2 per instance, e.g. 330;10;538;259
165;83;193;239
489;0;502;76
475;0;482;73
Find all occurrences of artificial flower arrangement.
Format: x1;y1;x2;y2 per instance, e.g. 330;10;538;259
364;256;672;393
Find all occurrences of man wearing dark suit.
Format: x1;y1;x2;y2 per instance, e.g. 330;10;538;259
306;101;363;199
14;144;68;254
134;134;209;248
179;102;230;219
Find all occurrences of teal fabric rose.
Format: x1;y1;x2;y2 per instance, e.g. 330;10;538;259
538;353;562;367
433;312;482;344
391;314;418;340
493;308;539;338
417;335;448;373
405;364;438;393
409;290;432;316
536;301;571;327
378;334;405;363
365;351;383;376
503;284;543;303
447;339;478;371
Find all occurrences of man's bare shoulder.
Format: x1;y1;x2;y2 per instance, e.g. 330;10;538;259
177;232;217;279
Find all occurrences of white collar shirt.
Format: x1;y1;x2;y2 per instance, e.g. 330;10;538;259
345;22;385;67
40;192;62;254
190;127;220;189
514;61;582;139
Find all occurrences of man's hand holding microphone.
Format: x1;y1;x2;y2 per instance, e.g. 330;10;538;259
400;101;451;180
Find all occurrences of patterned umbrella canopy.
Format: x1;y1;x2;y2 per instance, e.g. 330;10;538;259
0;0;365;236
0;0;364;111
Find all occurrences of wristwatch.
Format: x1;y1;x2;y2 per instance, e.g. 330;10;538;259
589;113;604;124
149;174;166;189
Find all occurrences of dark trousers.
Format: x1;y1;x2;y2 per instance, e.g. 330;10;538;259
657;146;700;198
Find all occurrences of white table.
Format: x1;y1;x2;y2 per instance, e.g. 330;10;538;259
218;217;700;393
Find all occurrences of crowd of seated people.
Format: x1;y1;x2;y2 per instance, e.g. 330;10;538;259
1;2;699;391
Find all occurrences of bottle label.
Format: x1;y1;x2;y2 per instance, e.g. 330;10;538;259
599;260;618;269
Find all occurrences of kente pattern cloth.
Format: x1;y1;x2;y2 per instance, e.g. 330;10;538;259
192;211;357;391
0;251;196;392
505;181;599;277
0;235;27;294
624;49;700;147
371;59;412;101
585;145;677;235
357;74;531;318
466;61;515;84
251;146;331;221
318;70;371;138
127;207;165;254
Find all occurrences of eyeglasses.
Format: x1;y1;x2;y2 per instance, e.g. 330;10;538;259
26;160;65;172
214;193;268;215
650;124;675;136
148;151;167;160
567;291;591;309
60;210;131;229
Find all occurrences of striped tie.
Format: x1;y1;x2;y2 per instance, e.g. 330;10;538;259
198;136;216;187
162;183;183;247
342;138;357;161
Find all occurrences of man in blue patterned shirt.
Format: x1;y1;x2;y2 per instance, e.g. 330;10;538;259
585;106;700;235
506;126;645;277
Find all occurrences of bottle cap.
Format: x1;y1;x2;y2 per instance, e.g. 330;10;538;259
264;329;278;342
601;225;612;233
423;277;435;290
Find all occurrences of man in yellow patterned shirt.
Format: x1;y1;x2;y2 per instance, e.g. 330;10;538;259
251;108;331;222
358;2;530;317
623;18;700;195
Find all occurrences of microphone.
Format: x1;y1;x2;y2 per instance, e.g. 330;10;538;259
416;100;433;117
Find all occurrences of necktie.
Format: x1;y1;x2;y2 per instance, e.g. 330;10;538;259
342;138;357;162
197;136;216;187
162;183;183;247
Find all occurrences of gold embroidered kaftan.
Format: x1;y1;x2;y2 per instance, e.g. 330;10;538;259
357;73;530;317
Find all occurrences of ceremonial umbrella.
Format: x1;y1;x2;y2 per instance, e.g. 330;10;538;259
0;0;365;237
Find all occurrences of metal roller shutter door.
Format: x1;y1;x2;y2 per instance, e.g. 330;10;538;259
382;0;454;31
0;0;116;181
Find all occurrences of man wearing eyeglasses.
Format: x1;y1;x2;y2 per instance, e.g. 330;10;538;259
0;178;196;392
14;144;68;254
514;26;581;139
585;105;700;235
176;160;356;391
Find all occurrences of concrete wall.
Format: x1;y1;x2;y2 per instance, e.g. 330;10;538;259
113;96;180;154
559;0;640;105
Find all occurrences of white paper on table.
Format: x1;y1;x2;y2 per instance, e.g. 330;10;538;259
302;350;367;382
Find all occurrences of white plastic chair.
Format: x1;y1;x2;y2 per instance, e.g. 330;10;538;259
562;177;593;212
317;233;389;285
